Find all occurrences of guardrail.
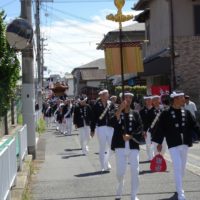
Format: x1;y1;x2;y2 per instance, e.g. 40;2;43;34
0;124;28;200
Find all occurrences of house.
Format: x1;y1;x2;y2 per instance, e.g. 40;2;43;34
134;0;200;102
97;23;146;86
64;73;74;97
71;58;106;99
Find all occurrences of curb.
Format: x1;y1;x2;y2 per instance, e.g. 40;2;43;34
11;155;33;200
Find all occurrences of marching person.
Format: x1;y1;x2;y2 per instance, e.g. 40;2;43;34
73;96;93;155
91;89;115;172
139;96;153;161
184;95;200;142
153;91;199;200
44;102;53;128
63;99;73;135
148;95;167;157
53;99;62;131
111;92;143;200
55;103;64;133
110;95;118;105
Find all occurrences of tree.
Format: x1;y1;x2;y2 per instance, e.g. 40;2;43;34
0;11;20;117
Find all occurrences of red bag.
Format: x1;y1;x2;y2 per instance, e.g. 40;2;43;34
150;154;167;172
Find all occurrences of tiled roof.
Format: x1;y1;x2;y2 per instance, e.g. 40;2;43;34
97;23;145;50
77;58;105;69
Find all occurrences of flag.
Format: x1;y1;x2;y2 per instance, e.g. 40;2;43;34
104;42;144;75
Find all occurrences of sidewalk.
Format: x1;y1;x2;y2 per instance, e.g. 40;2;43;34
31;126;200;200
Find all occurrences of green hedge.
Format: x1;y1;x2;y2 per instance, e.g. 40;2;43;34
115;85;147;96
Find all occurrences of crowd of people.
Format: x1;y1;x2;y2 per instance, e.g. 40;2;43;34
42;89;200;200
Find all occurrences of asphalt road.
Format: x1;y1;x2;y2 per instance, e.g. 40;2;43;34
31;126;200;200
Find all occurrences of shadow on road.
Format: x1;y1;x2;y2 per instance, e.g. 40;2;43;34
62;154;84;159
75;170;110;177
64;148;82;152
139;160;151;164
158;192;178;200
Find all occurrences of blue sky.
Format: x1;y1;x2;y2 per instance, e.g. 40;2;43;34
0;0;139;75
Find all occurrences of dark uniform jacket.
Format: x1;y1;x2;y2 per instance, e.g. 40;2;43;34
63;104;74;118
73;104;93;128
139;106;152;132
55;110;63;123
44;106;53;117
91;99;115;132
152;106;199;148
111;109;143;151
147;106;162;137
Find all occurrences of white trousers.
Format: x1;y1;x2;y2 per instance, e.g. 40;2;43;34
169;145;188;200
45;117;52;127
115;148;139;200
153;138;168;156
59;122;65;133
96;126;114;170
145;131;168;160
79;126;90;154
145;131;154;160
65;117;73;135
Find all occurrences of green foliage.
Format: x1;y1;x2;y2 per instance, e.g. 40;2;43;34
115;85;147;96
0;11;20;116
36;118;46;135
17;113;23;125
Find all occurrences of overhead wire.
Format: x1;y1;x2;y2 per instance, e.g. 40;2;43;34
42;4;114;29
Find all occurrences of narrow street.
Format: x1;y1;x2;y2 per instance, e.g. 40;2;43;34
31;126;200;200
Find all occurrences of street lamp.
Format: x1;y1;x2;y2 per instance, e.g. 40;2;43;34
106;0;133;99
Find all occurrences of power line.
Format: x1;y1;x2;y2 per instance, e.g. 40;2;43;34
40;8;106;35
43;4;113;29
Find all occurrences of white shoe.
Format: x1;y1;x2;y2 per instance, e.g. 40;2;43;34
131;197;139;200
105;163;111;171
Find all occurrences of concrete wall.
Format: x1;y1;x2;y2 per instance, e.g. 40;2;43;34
143;0;200;108
174;36;200;108
66;79;74;97
173;0;200;37
87;81;101;88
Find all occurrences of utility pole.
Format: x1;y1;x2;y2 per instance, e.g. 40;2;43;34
35;0;43;109
35;0;53;106
20;0;36;159
41;38;46;88
169;0;176;91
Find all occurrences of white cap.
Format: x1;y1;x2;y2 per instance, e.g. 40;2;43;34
151;95;160;99
119;92;134;98
98;89;109;95
170;91;185;98
143;96;152;100
110;95;117;99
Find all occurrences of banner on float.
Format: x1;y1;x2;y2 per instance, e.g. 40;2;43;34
104;43;144;76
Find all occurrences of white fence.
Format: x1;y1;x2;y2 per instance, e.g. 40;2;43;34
0;124;28;200
18;125;28;171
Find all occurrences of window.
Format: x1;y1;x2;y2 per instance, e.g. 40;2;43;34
194;5;200;35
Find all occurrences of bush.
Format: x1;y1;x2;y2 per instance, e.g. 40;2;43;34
36;118;46;135
115;85;147;96
17;113;23;125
